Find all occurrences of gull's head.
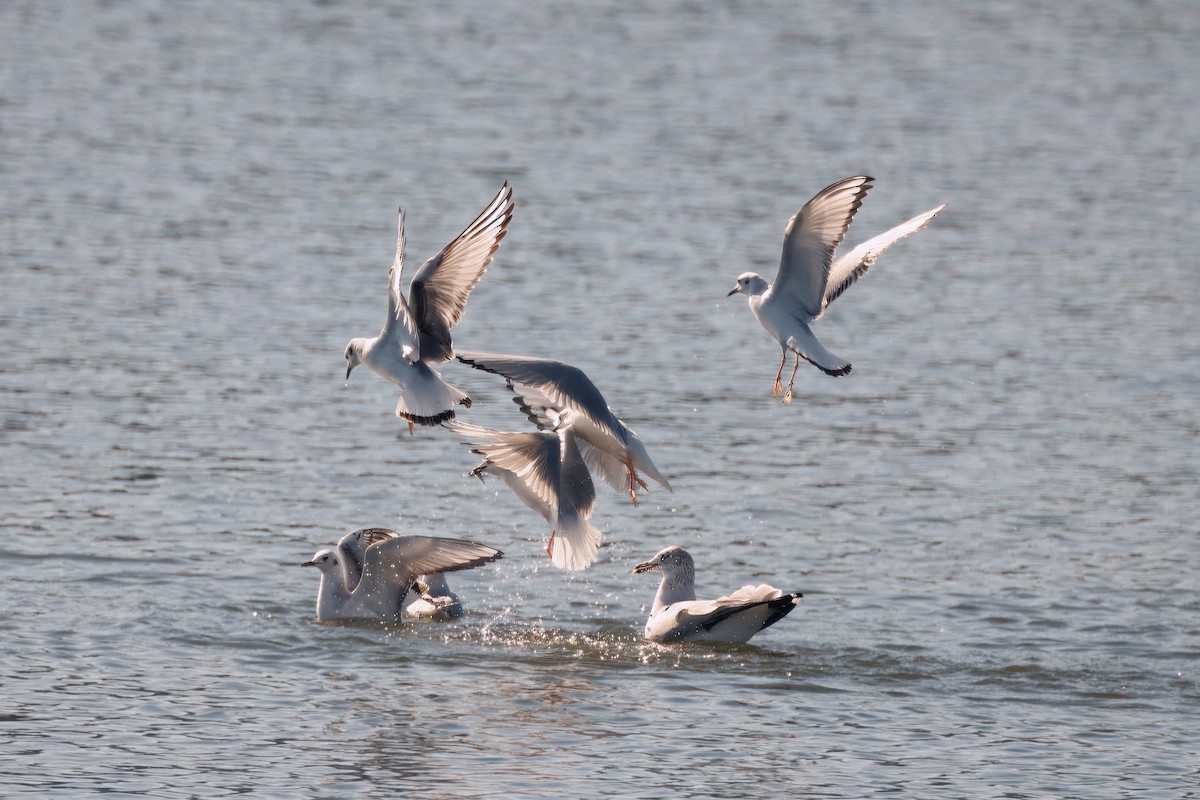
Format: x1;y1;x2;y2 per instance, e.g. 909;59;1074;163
301;549;339;574
633;545;694;580
343;339;365;380
728;272;769;298
547;406;574;432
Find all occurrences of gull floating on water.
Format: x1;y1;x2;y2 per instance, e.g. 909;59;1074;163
727;175;945;402
344;182;514;430
301;532;502;622
334;527;463;618
404;572;465;620
456;351;671;505
448;416;602;571
632;546;802;644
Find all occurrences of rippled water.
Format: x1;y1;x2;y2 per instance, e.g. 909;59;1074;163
2;1;1198;797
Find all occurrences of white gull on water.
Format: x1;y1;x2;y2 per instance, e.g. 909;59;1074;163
344;182;514;430
728;175;945;402
301;532;502;622
632;546;802;644
333;527;465;619
456;351;671;505
448;416;602;572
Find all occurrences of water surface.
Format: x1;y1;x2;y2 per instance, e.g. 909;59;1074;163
2;1;1197;797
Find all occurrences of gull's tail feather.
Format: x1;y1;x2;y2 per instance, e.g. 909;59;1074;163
549;516;603;572
396;364;472;426
786;328;852;377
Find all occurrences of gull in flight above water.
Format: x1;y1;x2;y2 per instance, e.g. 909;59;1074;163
447;415;602;571
344;181;514;431
456;351;671;506
727;175;945;402
333;527;465;619
632;546;803;644
301;531;502;622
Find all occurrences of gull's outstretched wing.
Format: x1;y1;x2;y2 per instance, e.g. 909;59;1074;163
456;351;627;445
449;421;564;518
820;202;946;317
381;208;422;363
769;176;873;319
408;182;514;364
336;527;400;590
353;535;502;619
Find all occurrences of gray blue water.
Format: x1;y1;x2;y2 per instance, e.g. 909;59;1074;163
2;1;1198;797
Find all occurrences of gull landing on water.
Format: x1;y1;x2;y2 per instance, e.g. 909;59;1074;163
447;417;602;572
632;546;802;644
728;175;946;403
455;351;671;506
344;182;514;431
301;532;502;622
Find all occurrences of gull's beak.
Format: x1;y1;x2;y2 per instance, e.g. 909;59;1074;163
345;363;354;380
300;559;317;567
726;285;741;297
632;560;659;574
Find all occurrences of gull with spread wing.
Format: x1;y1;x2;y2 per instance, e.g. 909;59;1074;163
447;416;602;571
456;351;670;506
633;546;803;644
728;175;945;402
333;526;463;619
344;182;514;430
301;532;502;622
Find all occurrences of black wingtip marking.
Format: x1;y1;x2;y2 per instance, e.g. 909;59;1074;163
760;593;803;631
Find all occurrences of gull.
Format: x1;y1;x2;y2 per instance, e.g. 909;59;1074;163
301;533;502;622
456;351;670;505
727;175;946;402
334;526;461;618
344;182;514;430
404;572;465;620
447;417;602;571
632;546;803;644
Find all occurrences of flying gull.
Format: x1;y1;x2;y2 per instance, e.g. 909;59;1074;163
344;182;514;430
728;176;945;402
447;417;602;571
456;351;670;505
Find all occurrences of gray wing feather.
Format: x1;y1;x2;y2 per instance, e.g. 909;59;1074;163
771;176;873;318
381;208;422;363
820;202;945;317
456;351;628;445
408;182;514;364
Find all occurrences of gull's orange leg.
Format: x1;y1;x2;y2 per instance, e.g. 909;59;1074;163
772;349;787;397
783;353;802;404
